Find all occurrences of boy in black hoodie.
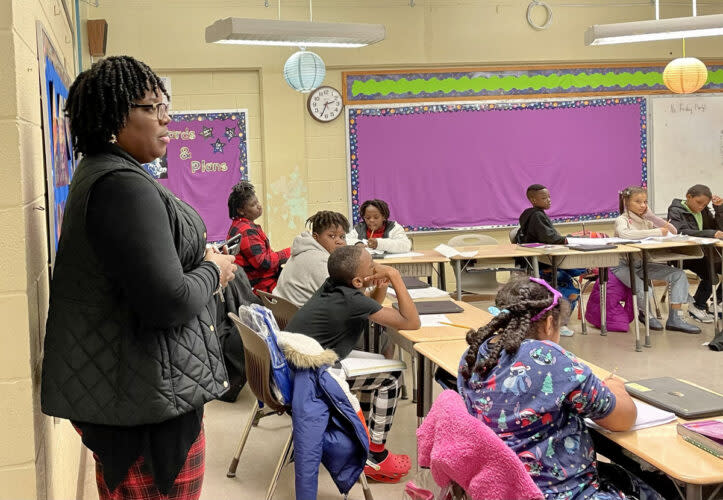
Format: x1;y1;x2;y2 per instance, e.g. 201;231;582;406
518;184;581;336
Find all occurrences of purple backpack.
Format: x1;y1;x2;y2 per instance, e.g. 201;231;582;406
584;273;634;332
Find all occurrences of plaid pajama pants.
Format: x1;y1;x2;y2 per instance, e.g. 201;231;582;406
94;427;205;500
346;371;402;445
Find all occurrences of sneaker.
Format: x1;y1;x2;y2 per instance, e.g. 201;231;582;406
638;312;664;331
559;326;574;337
666;311;701;334
688;303;714;323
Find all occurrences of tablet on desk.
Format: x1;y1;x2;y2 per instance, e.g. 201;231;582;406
393;300;464;315
625;377;723;419
401;277;430;289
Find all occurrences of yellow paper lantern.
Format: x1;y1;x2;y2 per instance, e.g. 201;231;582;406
662;57;708;94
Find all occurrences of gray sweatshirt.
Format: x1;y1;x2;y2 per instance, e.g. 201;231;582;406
274;232;330;307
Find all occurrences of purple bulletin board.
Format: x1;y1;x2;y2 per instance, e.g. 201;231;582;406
347;97;647;231
143;110;248;241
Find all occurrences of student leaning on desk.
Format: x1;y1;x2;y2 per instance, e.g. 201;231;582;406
457;277;673;500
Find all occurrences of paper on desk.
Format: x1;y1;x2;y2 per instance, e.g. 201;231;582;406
687;237;720;245
419;314;450;327
566;237;635;246
585;400;676;432
434;244;477;258
364;246;385;255
383;252;423;259
388;287;450;299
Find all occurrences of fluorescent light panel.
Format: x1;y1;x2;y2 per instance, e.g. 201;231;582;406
206;17;385;48
585;13;723;45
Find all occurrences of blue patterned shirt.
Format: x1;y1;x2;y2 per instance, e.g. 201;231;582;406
458;339;619;500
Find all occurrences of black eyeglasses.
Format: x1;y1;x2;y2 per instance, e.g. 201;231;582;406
130;102;170;120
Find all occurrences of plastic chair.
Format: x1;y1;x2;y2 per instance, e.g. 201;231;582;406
256;290;299;330
226;313;373;500
448;234;519;296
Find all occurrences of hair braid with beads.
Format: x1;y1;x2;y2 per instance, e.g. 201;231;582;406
306;211;350;234
64;56;168;158
460;276;567;381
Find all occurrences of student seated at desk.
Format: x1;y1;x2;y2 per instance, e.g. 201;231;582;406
275;210;349;307
667;184;723;321
457;277;667;500
287;245;420;483
517;184;582;337
346;199;412;253
226;181;290;293
614;186;700;334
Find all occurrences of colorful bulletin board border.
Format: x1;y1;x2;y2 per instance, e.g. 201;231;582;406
36;22;76;270
343;61;723;104
348;96;647;231
143;109;248;242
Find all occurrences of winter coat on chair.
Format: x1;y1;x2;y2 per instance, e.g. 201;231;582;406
584;272;635;332
276;331;370;500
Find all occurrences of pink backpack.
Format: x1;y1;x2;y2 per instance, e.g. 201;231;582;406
584;273;634;332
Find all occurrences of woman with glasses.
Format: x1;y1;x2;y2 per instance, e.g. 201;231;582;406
41;56;237;500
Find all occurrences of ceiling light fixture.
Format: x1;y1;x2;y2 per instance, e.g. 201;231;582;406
585;13;723;45
205;17;385;48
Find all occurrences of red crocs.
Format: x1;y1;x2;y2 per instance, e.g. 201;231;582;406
364;451;412;483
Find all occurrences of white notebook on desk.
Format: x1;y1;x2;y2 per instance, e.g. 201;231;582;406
585;400;677;433
340;351;406;377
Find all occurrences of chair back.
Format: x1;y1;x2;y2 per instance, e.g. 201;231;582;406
447;233;498;247
509;227;520;243
256;291;300;330
228;312;287;413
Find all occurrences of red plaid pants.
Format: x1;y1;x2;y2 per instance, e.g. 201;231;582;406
94;427;205;500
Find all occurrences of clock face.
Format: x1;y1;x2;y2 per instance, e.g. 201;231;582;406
307;86;343;123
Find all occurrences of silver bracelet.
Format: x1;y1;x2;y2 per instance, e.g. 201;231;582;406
207;260;224;295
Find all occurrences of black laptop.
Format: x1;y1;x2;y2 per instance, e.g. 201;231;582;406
392;300;464;315
625;377;723;419
402;276;430;289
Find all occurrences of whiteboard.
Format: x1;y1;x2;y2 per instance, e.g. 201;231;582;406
650;95;723;214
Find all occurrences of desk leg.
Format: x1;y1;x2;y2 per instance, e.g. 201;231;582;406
684;483;702;500
641;250;652;348
438;262;447;291
551;256;558;289
708;246;720;337
416;352;425;427
627;253;642;352
373;323;381;353
600;267;608;336
531;256;540;278
363;322;370;352
454;260;462;301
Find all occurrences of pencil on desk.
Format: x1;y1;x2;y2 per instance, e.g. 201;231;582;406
439;321;474;330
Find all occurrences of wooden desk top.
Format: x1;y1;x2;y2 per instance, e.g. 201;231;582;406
448;244;541;261
535;244;639;256
395;301;492;343
381;249;449;264
414;340;723;485
625;240;709;250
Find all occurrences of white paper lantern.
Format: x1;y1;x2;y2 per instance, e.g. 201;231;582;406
663;57;708;94
283;50;325;93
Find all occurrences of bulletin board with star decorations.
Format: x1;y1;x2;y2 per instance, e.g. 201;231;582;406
346;97;647;231
142;110;248;241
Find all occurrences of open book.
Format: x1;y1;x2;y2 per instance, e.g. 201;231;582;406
585;400;676;433
340;350;406;377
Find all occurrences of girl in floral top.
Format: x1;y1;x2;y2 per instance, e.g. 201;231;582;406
457;277;665;499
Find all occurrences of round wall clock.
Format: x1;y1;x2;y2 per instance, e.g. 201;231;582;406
307;86;344;123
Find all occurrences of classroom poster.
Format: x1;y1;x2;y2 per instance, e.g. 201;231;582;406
143;110;248;241
36;22;76;269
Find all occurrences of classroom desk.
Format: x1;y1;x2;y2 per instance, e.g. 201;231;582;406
414;339;723;500
625;240;710;350
384;301;492;424
380;249;449;291
449;244;542;301
537;245;641;340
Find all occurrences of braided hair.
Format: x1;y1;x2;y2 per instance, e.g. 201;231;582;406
359;199;390;220
227;181;256;219
306;211;350;234
618;186;647;214
65;56;168;158
460;276;568;381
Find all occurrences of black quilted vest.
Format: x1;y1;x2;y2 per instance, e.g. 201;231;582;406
41;146;228;426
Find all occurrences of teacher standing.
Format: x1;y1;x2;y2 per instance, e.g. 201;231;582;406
41;56;237;499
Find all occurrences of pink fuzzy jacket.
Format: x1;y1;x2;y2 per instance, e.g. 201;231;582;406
417;390;543;500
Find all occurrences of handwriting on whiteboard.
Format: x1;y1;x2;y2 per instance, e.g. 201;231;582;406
669;103;706;114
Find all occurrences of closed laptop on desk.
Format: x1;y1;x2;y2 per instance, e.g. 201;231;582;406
625;377;723;419
392;300;463;315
